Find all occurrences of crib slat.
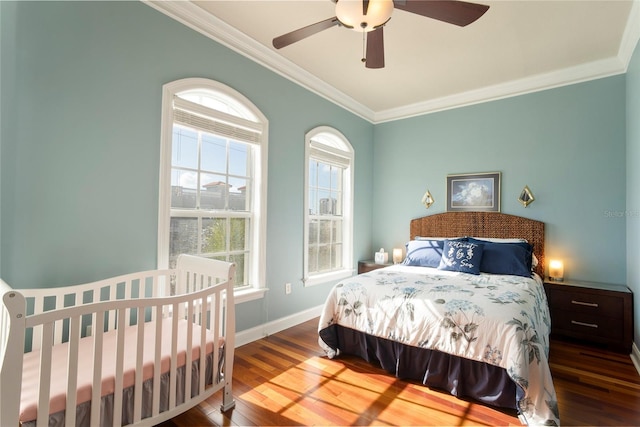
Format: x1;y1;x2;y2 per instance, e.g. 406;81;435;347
162;275;171;319
199;294;207;394
133;306;145;423
31;298;44;351
65;315;81;427
152;305;163;417
124;278;134;329
194;290;202;331
36;322;53;427
90;312;105;427
221;263;236;411
177;273;186;320
53;295;65;346
185;300;194;402
108;285;117;331
113;309;126;427
169;302;179;410
149;276;157;323
213;291;220;386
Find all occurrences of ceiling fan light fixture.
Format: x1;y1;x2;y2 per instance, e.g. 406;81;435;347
336;0;393;32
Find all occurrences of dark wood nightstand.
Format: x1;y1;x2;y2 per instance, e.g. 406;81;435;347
358;260;393;274
543;279;633;353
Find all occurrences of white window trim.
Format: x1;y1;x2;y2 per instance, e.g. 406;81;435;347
303;126;354;287
158;78;268;302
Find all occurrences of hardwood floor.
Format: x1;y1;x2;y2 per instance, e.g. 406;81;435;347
160;318;640;426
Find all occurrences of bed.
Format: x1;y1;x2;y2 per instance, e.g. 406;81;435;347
0;254;236;427
318;212;559;426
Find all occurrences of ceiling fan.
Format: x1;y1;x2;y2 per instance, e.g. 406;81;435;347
272;0;490;69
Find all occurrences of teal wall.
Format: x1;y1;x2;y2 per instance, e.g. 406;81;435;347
0;1;7;278
627;37;640;346
0;1;374;332
0;1;636;346
373;77;627;285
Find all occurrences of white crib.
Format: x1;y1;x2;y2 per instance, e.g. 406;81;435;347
0;255;236;427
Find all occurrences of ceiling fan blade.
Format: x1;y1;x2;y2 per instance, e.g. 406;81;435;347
366;26;384;69
394;0;489;27
273;17;340;49
363;0;370;16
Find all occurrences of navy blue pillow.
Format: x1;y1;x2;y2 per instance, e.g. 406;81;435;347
467;238;533;277
437;240;483;275
403;239;445;268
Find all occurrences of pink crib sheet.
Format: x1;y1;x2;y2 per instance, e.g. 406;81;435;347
19;317;222;423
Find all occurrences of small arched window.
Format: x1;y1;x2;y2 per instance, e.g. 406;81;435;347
304;126;354;286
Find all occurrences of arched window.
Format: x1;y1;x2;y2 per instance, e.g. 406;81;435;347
304;126;354;286
159;78;268;302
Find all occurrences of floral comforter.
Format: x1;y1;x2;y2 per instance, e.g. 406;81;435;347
318;265;559;426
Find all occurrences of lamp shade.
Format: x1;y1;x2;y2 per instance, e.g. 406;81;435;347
336;0;393;31
548;260;564;281
393;248;403;264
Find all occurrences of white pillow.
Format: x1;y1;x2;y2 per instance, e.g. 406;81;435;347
415;236;461;241
469;236;528;243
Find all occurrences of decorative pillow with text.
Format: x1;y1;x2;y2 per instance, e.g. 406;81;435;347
437;240;483;275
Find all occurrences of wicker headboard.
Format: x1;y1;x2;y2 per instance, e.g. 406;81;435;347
410;212;545;278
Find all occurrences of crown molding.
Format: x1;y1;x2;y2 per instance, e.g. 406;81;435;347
142;0;375;122
374;56;627;123
144;0;637;125
619;0;640;71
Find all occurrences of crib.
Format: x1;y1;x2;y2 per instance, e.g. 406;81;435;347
0;254;236;427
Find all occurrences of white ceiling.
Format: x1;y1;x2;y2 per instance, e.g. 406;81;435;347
145;0;640;123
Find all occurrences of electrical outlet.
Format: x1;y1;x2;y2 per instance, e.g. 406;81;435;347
285;282;292;294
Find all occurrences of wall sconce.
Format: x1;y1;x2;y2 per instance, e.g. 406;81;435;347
548;259;564;282
518;185;535;207
422;189;434;209
393;248;403;264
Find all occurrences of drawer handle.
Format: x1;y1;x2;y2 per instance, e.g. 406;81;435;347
571;320;598;328
571;300;598;308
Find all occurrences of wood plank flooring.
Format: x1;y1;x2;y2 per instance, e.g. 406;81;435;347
160;318;640;426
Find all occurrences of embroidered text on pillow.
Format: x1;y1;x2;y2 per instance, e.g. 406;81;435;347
438;240;484;275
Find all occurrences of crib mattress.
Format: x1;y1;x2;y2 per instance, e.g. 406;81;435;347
20;317;222;423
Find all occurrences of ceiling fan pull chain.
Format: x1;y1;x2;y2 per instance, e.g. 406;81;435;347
361;30;366;63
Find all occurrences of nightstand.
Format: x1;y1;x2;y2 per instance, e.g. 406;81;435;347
358;260;393;274
543;279;633;353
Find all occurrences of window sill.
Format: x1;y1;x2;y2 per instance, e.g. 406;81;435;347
234;287;267;304
304;269;355;287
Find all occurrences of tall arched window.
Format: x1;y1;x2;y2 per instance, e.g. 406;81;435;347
304;126;354;286
159;78;268;302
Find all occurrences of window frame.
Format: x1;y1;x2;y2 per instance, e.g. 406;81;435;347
303;126;355;287
158;78;268;304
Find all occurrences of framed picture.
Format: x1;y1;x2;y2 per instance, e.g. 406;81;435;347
446;172;501;212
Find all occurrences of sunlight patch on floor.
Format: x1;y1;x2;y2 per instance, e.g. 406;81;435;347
238;356;487;426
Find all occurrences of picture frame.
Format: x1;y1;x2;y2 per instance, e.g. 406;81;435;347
446;172;501;212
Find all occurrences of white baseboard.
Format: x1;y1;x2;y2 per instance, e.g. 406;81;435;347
631;342;640;376
235;305;324;348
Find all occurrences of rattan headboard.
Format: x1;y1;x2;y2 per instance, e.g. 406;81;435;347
410;212;545;278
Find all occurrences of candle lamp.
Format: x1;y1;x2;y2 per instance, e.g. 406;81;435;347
393;248;403;264
548;260;564;282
